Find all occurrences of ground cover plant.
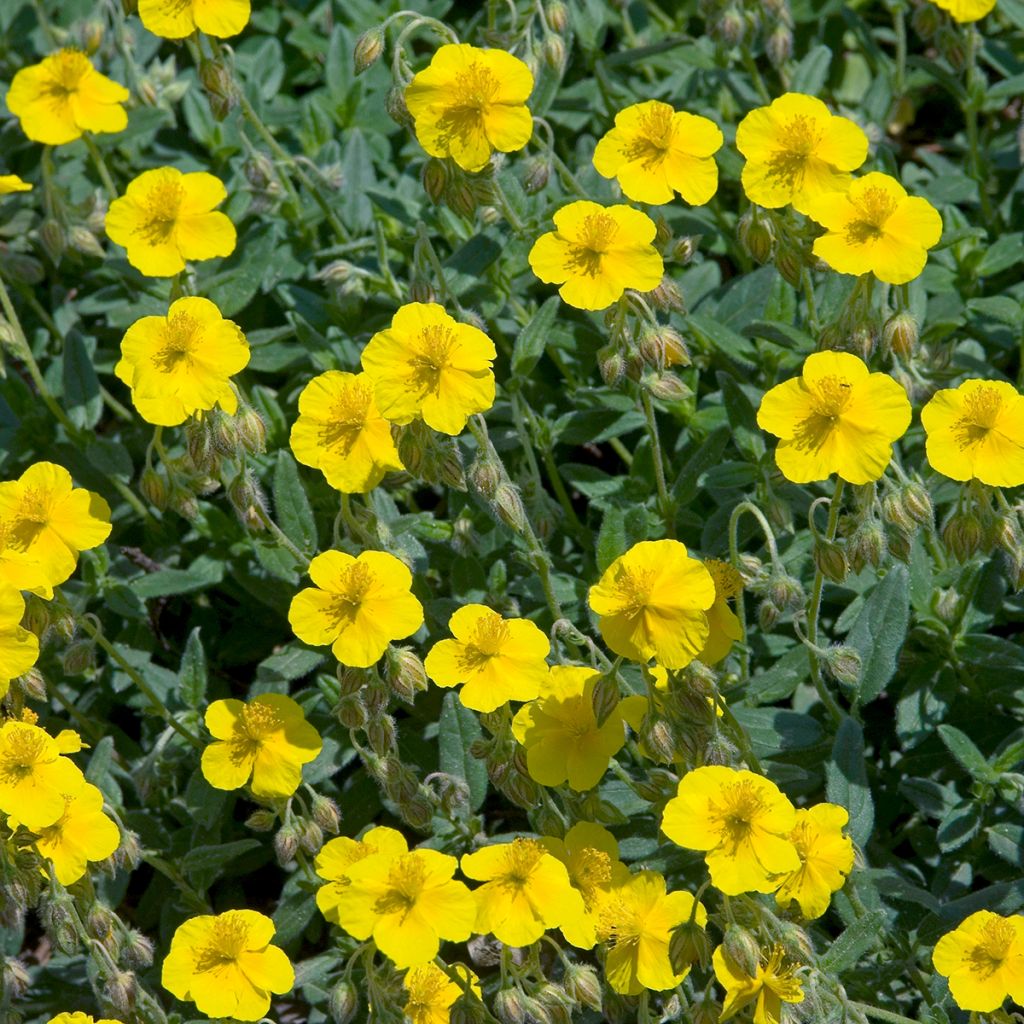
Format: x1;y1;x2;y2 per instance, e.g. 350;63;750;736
1;0;1024;1022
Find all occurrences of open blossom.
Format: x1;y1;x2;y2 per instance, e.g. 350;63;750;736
930;0;996;21
461;838;586;947
921;379;1024;488
403;963;480;1024
806;172;942;285
289;550;424;667
161;910;293;1021
115;297;249;426
0;587;39;698
736;93;868;215
6;49;128;146
201;694;322;799
714;943;805;1024
593;100;723;205
424;604;549;712
0;720;85;831
139;0;251;39
405;44;533;172
361;303;496;436
330;848;476;968
757;351;911;485
105;168;236;277
932;911;1024;1012
528;201;664;311
774;804;854;919
697;559;744;665
588;540;715;669
314;826;410;924
290;371;404;493
47;1015;121;1024
661;765;800;895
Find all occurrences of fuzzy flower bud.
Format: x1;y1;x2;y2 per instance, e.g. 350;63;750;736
883;311;918;361
670;918;713;973
814;538;849;583
722;925;761;977
589;671;621;728
139;467;168;509
738;209;776;264
943;510;983;563
310;793;341;834
353;27;385;74
328;979;360;1024
824;645;862;689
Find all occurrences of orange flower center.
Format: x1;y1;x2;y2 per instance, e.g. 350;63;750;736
623;104;674;166
766;114;820;187
968;918;1016;978
135;176;186;244
566;213;619;277
0;728;48;783
844;187;899;245
436;62;501;147
792;374;853;453
154;312;202;372
953;385;1003;449
319;380;373;455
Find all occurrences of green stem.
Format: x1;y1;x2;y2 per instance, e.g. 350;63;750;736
892;2;906;97
848;1002;920;1024
739;45;772;102
81;134;118;200
415;222;461;312
641;392;675;538
490;176;527;235
806;478;846;725
963;26;994;225
800;265;819;335
254;504;310;567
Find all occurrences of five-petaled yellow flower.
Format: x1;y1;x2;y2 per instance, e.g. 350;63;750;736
528;201;664;311
7;49;128;146
161;910;294;1022
201;694;322;799
932;911;1024;1012
589;539;715;669
511;666;646;791
593;100;723;206
661;766;800;895
714;944;805;1024
314;826;410;925
405;44;534;172
14;781;120;885
403;963;480;1024
921;379;1024;488
0;175;32;194
105;167;236;277
139;0;251;39
757;351;911;485
290;371;404;494
930;0;996;22
698;559;745;665
361;303;496;436
461;838;585;947
330;848;477;968
47;1014;122;1024
424;604;549;712
774;803;854;919
0;587;39;698
806;172;942;285
597;870;707;996
736;93;868;215
115;297;249;427
0;720;85;830
0;462;112;591
288;549;424;667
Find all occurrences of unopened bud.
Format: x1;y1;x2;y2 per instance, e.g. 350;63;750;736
400;793;434;830
522;155;551;194
61;639;95;676
704;733;739;766
328;979;360;1024
719;6;746;45
883;311;918;361
198;58;236;120
881;491;914;533
299;819;324;854
547;1;569;32
246;810;278;833
943;509;983;563
170;486;200;522
385;84;412;127
468;453;501;499
646;276;684;312
722;926;760;977
849;520;886;573
640;716;677;764
384;646;429;703
936;24;966;72
824;645;862;689
17;667;46;701
68;225;106;259
39;219;65;265
766;25;793;67
494;483;529;534
814;538;849;583
775;244;805;288
1;959;30;999
274;823;300;865
902;481;933;527
563;963;601;1012
738;209;776;264
310;793;341;834
368;714;398;756
598;344;626;386
337;664;369;696
114;829;143;870
758;598;781;631
590;671;621;728
422;158;449;203
767;572;804;610
139;467;168;509
335;693;367;729
122;930;154;969
353;27;385;74
887;526;912;563
671;236;698;265
236;407;267;454
644;371;691;403
494;989;526;1024
104;971;137;1017
670;918;712;973
543;34;565;70
911;2;941;39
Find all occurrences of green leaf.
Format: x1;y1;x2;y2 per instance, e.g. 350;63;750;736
596;506;626;574
182;839;262;891
818;910;885;972
511;296;560;377
179;627;207;710
826;717;874;847
847;565;910;705
975;233;1024;277
273;450;317;556
438;692;488;812
791;44;833;95
717;371;764;460
937;724;997;783
62;330;102;429
130;556;225;598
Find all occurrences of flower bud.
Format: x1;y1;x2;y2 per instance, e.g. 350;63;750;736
758;598;781;632
198;58;236;120
39;218;65;265
644;371;691;403
671;235;698;265
337;664;369;696
113;829;143;870
236;407;267;455
883;311;918;361
122;929;155;969
738;209;777;265
911;1;941;39
767;572;804;610
400;793;434;830
563;963;601;1012
494;483;529;534
422;158;449;203
468;452;501;500
942;510;983;563
936;25;966;71
68;225;106;259
640;716;677;764
494;989;526;1024
718;6;746;45
590;671;621;728
814;538;849;583
646;276;684;312
598;344;626;387
246;808;277;831
385;84;412;127
901;481;933;527
1;959;30;999
766;24;793;67
310;793;341;834
139;467;168;509
368;714;398;756
502;769;540;809
353;27;385;74
329;980;360;1024
887;526;913;563
824;645;862;689
17;667;46;702
103;970;137;1017
170;486;200;522
881;492;914;533
335;693;367;730
848;520;886;573
274;823;300;865
704;733;739;766
722;926;760;977
775;243;805;288
543;34;566;70
522;155;551;194
670;918;713;973
299;819;324;854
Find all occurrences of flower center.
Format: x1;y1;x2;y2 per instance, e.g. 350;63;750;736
135;175;185;244
410;324;456;394
458;612;511;671
566;213;619;277
709;780;767;851
844;187;899;245
153;312;202;372
319;380;373;455
595;892;642;947
374;853;429;916
792;374;853;453
762;944;803;1000
953;385;1003;449
569;847;613;904
968;918;1017;978
500;838;545;888
239;701;282;742
0;728;48;784
705;558;743;601
610;565;656;617
623;104;674;166
406;969;449;1015
435;63;501;147
766;114;820;187
43;49;90;97
328;561;375;622
37;798;74;842
194;914;251;972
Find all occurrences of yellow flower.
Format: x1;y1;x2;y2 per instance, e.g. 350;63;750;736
289;371;404;494
314;826;409;925
360;303;496;436
921;379;1024;488
735;92;868;215
6;49;128;146
593;100;723;206
0;462;111;590
757;351;911;485
139;0;251;38
541;822;631;950
47;1015;122;1024
330;848;477;968
403;963;481;1024
661;766;800;895
18;782;120;885
806;172;942;285
161;909;293;1021
714;944;805;1024
774;804;854;919
0;522;53;595
597;871;707;996
424;604;549;713
289;550;424;667
511;666;645;791
698;559;744;665
105;167;236;277
0;720;85;830
588;539;715;669
460;838;586;947
201;694;322;800
0;587;39;698
0;175;32;194
930;0;996;22
115;297;249;427
932;911;1024;1012
405;44;533;173
528;201;664;311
